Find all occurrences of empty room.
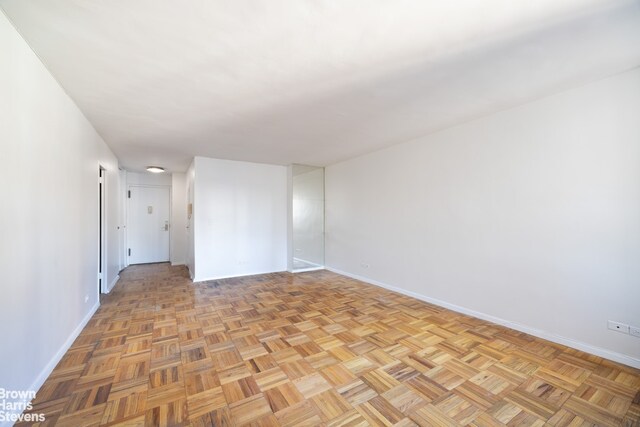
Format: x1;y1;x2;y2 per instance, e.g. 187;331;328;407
1;1;639;426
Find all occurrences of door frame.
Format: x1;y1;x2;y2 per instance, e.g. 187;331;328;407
118;168;127;272
99;166;107;294
126;184;172;265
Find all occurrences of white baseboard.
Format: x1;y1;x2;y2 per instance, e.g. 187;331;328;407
105;274;119;293
293;266;325;273
292;258;324;273
326;267;640;369
193;269;287;283
171;262;185;266
29;300;100;396
1;302;100;427
293;257;321;265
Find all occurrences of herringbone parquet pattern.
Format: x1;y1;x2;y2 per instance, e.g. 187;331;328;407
20;264;640;426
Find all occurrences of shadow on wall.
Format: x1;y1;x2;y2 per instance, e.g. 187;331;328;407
142;2;640;167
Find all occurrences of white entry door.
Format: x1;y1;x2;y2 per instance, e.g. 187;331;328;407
128;186;170;264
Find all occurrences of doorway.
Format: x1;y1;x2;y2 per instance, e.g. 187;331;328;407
291;165;325;272
99;166;106;294
127;185;171;264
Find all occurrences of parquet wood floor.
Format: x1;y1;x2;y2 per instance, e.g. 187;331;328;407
20;264;640;426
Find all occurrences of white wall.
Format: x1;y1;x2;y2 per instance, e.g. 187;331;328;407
292;167;325;266
326;68;640;367
0;10;121;416
126;170;172;186
185;161;196;278
193;157;287;281
171;173;187;265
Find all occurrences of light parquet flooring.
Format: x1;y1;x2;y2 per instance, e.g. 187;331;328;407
20;264;640;426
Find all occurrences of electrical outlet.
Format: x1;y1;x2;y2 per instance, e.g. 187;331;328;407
608;320;629;334
630;326;640;338
360;262;370;269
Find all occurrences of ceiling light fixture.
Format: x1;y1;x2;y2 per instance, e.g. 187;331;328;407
146;166;165;173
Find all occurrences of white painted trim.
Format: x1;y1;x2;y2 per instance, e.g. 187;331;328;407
98;165;107;295
327;267;640;369
293;267;325;273
171;262;185;266
30;301;99;398
292;257;324;273
193;270;287;283
293;257;323;266
105;274;119;293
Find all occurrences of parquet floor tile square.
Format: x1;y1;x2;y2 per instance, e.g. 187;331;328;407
486;400;526;424
100;388;147;425
228;394;272;425
264;382;305;413
144;398;188;427
185;387;226;419
469;370;515;396
145;384;185;410
184;366;220;395
254;367;289;392
274;400;322;427
381;384;427;414
26;264;639;426
293;372;332;399
355;395;406;425
452;382;499;412
311;389;353;421
337;379;378;406
221;376;261;404
149;365;182;390
432;392;483;425
56;403;107;427
321;363;357;387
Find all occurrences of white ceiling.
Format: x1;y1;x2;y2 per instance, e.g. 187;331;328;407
2;1;640;172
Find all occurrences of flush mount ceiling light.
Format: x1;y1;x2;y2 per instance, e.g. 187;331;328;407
146;166;165;173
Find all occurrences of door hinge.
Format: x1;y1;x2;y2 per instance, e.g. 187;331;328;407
128;248;131;256
128;190;131;198
98;272;102;280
